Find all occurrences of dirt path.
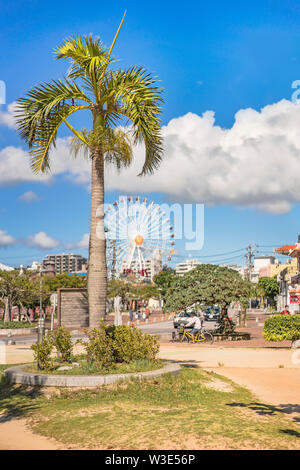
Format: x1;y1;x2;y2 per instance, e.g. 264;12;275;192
1;343;299;449
0;418;61;450
205;367;300;406
159;344;300;423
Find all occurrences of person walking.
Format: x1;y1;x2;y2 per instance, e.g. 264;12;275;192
280;305;290;315
129;308;133;322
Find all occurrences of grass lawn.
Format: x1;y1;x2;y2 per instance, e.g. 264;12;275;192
0;364;299;450
25;359;163;375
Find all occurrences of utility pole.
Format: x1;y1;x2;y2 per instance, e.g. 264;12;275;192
245;244;258;313
245;244;258;281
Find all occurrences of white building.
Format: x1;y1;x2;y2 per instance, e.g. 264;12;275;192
0;262;14;272
175;259;201;276
27;261;42;271
253;255;276;271
250;255;276;283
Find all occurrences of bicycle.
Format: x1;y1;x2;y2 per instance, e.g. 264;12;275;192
172;327;214;344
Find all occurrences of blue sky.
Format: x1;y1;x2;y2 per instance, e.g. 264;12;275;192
0;0;300;268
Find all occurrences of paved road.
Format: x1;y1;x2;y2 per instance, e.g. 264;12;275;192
1;319;218;345
140;320;218;335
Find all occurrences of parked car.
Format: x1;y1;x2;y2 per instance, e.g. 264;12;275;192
173;311;201;329
203;305;220;322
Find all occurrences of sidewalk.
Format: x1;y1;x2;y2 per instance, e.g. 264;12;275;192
159;343;300;418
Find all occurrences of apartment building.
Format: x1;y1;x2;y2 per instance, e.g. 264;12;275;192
175;259;201;276
42;253;88;275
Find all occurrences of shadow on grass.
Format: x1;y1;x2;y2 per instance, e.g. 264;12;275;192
164;359;201;369
0;374;42;423
227;402;300;424
280;429;300;438
227;402;282;416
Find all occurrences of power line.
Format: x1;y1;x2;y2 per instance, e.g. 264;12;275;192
172;247;246;259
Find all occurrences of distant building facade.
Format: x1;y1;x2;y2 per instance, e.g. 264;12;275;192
276;237;300;313
175;259;201;276
42;254;88;275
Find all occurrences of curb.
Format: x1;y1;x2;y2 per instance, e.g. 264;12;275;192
0;328;37;336
4;362;181;387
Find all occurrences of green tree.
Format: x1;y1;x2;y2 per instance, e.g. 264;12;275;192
15;15;163;327
165;264;252;315
108;279;137;308
0;271;26;322
44;273;87;292
153;267;177;301
257;276;279;305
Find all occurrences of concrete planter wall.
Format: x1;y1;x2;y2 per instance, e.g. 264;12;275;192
5;362;181;387
0;327;37;336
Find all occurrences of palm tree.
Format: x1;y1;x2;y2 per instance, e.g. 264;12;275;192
15;14;163;327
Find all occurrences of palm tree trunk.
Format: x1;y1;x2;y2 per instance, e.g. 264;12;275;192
88;146;107;327
4;297;11;323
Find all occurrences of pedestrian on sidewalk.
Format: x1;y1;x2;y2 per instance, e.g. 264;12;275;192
280;305;290;315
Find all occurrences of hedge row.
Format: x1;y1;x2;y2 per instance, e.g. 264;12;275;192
263;315;300;342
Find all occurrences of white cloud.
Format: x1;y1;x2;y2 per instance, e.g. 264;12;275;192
1;99;300;213
104;99;300;214
0;137;90;186
0;146;51;185
0;102;17;129
66;233;89;250
0;229;16;247
27;232;60;250
18;191;40;203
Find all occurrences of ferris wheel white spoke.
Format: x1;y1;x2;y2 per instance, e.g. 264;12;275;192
106;195;175;279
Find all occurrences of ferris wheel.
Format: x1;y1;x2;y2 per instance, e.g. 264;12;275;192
105;196;175;280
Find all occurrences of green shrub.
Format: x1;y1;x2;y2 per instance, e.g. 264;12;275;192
51;327;73;362
82;324;160;367
263;315;300;342
111;325;160;363
83;324;114;368
31;336;54;370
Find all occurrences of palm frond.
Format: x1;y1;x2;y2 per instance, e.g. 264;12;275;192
15;80;90;172
102;67;163;175
55;35;113;100
70;127;133;170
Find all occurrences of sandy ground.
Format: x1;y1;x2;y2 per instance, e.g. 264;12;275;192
159;343;300;423
0;342;299;449
0;419;61;450
159;343;300;369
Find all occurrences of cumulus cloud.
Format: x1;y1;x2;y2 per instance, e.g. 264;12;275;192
0;137;90;187
0;102;17;129
1;99;300;213
27;232;60;250
18;191;40;203
104;99;300;214
66;233;89;250
0;229;17;247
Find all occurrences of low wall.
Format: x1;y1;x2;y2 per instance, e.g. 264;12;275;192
5;362;181;387
0;327;37;336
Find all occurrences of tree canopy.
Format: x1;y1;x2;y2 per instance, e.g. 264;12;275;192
164;264;252;313
257;276;279;300
153;268;177;301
